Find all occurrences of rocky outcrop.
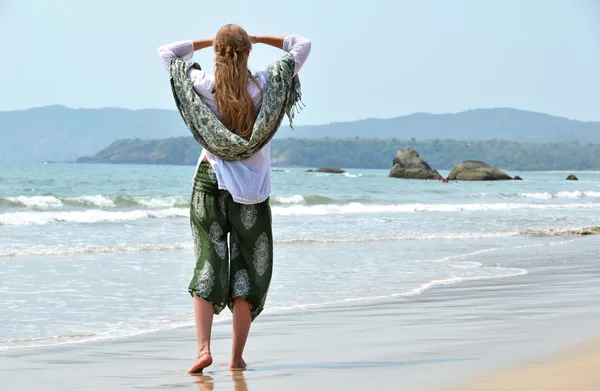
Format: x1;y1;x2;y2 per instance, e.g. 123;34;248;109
388;149;442;180
566;174;579;180
528;226;600;237
305;169;314;172
447;160;512;181
574;226;600;235
514;175;523;180
314;168;346;174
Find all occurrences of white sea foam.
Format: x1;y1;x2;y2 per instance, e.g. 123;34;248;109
264;265;528;312
0;208;188;226
0;195;189;209
518;192;554;200
6;196;63;208
514;191;600;200
556;190;584;198
135;196;186;208
2;201;598;225
0;231;579;258
64;195;115;208
0;242;192;258
272;195;306;204
278;231;520;244
3;190;598;212
404;267;528;296
271;202;598;216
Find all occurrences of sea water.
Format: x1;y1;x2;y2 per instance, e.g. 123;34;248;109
1;164;599;350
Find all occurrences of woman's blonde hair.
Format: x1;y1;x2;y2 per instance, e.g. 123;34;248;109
213;24;260;139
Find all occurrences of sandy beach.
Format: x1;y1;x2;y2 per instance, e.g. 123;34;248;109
1;236;599;391
446;337;600;391
2;0;600;389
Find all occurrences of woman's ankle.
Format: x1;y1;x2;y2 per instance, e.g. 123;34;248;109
198;344;211;355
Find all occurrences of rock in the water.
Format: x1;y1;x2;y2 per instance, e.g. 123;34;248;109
514;175;523;180
447;160;512;181
566;174;579;181
305;169;314;172
534;226;600;236
574;226;600;235
315;168;346;174
271;169;286;172
388;148;442;180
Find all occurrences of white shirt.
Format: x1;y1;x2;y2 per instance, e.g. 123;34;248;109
158;35;311;204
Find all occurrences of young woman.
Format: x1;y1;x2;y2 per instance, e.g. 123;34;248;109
158;24;311;374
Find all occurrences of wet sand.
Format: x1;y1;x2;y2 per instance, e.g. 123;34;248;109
1;237;599;390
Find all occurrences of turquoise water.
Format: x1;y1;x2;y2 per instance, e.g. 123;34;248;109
1;163;599;350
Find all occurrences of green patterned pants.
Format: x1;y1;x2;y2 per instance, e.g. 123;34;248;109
188;162;273;321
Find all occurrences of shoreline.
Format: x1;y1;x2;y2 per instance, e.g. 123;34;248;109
2;236;599;390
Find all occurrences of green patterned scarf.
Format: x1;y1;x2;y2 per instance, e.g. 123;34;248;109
169;53;302;161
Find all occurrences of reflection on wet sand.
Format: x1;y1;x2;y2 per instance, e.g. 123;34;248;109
193;374;214;391
192;371;248;391
231;370;249;391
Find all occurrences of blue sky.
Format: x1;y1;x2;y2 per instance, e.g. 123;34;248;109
1;0;599;124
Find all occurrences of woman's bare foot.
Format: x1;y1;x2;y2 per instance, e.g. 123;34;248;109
188;352;213;375
229;357;247;370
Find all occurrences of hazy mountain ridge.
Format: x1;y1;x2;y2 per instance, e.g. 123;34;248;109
275;108;600;141
1;105;599;163
0;105;186;163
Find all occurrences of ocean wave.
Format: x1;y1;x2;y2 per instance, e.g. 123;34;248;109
277;231;520;244
1;228;587;256
2;201;598;225
0;231;547;258
1;195;63;208
0;208;188;226
270;202;599;216
63;195;115;208
0;195;189;209
270;194;336;206
0;233;516;258
0;242;192;258
3;189;599;211
493;190;600;200
128;196;188;208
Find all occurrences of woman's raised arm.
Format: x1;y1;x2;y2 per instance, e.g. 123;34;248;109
192;39;214;51
157;39;213;71
251;35;311;75
251;36;285;50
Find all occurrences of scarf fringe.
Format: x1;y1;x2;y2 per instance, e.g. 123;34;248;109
285;75;305;129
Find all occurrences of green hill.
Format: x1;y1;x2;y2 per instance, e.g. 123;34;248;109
77;137;600;171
